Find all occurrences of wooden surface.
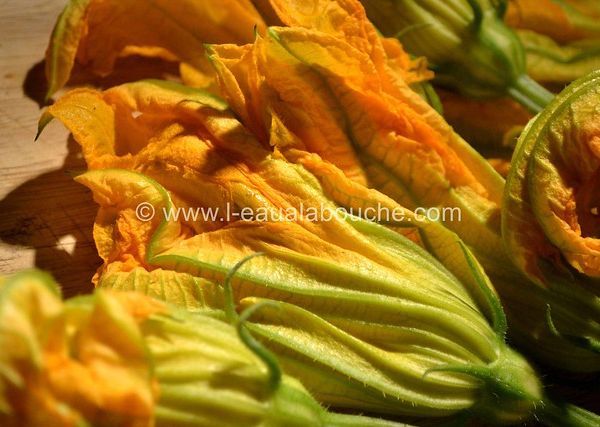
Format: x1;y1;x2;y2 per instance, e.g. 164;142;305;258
0;0;100;296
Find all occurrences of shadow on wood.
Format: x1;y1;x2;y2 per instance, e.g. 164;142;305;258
0;137;100;297
24;55;182;106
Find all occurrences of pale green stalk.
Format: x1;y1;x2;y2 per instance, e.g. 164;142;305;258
361;0;554;112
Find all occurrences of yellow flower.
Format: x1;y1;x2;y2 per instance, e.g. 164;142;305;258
45;0;266;98
1;270;403;427
0;270;157;427
204;0;600;373
39;80;547;423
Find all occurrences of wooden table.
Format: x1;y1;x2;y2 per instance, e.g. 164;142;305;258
0;0;100;296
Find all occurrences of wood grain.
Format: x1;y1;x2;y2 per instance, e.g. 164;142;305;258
0;0;100;296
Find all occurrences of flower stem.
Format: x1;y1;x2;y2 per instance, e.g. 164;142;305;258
537;399;600;427
508;74;555;113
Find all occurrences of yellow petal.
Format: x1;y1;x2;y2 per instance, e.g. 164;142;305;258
506;0;576;42
437;88;531;149
98;267;224;314
0;271;158;426
263;0;432;82
75;168;185;281
45;0;266;97
503;70;600;282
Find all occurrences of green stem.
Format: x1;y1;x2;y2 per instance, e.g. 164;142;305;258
237;301;282;393
324;412;410;427
508;74;555;113
538;399;600;427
